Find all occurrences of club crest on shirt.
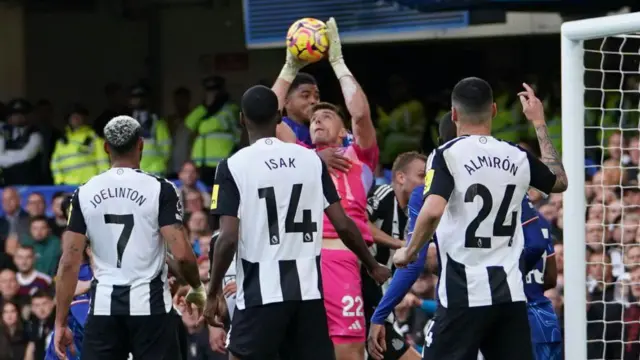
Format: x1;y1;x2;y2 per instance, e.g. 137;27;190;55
211;184;219;210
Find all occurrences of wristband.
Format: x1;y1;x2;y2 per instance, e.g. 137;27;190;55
278;63;299;83
331;60;352;80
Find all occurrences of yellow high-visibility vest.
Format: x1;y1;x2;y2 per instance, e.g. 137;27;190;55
187;103;239;168
140;114;171;175
51;125;109;185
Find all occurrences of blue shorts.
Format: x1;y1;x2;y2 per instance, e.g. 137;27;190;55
532;342;562;360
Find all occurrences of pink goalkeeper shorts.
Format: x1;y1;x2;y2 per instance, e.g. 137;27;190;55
321;248;366;344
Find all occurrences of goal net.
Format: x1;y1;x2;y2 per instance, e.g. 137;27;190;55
562;12;640;360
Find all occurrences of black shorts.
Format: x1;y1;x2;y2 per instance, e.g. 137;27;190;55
422;301;532;360
228;300;335;360
82;310;181;360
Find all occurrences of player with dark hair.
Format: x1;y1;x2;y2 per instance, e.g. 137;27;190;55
203;85;389;360
391;79;567;360
54;115;204;360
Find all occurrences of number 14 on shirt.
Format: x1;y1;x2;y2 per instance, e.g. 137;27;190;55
258;184;318;245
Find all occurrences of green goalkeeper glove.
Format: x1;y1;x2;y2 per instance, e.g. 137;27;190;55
278;44;309;83
326;17;352;79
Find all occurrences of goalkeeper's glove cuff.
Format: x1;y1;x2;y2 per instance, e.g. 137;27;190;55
278;63;299;84
331;59;352;80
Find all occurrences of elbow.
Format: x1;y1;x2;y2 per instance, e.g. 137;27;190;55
424;206;444;223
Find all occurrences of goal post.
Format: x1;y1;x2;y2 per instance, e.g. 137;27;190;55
561;12;640;360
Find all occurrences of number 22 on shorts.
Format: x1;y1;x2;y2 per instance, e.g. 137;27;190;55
341;295;364;317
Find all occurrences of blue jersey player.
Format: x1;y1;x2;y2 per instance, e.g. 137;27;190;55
521;200;562;360
45;260;93;360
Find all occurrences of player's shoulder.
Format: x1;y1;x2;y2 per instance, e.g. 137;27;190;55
370;184;394;202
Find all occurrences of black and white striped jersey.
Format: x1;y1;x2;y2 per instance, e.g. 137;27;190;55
210;137;340;310
367;184;408;268
66;168;183;316
425;135;556;308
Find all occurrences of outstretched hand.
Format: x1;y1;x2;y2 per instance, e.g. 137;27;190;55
325;17;344;64
518;83;545;124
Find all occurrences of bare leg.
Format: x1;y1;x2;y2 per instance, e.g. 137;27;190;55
334;342;365;360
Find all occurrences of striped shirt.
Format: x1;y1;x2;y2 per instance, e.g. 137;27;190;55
66;168;183;316
210;137;339;310
427;136;556;308
367;184;408;268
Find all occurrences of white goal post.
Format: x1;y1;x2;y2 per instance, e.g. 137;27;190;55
562;12;640;360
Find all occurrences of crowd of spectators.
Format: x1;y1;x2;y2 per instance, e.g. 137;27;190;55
0;69;637;360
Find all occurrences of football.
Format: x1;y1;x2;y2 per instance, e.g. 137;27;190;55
286;18;330;63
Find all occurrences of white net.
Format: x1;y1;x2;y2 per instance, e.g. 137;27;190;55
583;32;640;360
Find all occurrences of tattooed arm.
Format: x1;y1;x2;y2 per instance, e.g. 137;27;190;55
533;123;568;193
519;82;568;194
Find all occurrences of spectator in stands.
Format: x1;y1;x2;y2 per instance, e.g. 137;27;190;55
129;84;172;176
2;187;29;239
178;161;211;205
186;75;239;186
50;104;109;185
588;203;605;224
24;290;54;360
622;186;640;213
33;99;62;185
588;251;616;303
184;188;205;216
187;210;210;257
625;136;639;183
178;298;217;360
167;87;194;178
607;200;624;225
49;192;68;237
2;301;27;360
0;99;45;185
0;269;23;308
624;245;640;269
196;235;211;262
586;223;608;253
25;193;46;219
197;255;209;284
19;216;60;277
93;82;128;138
13;246;51;297
606;132;628;165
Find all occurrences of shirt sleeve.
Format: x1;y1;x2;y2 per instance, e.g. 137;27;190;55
352;143;379;173
520;146;556;195
158;180;184;227
321;159;340;209
424;149;454;201
67;188;87;234
210;159;241;217
366;185;386;221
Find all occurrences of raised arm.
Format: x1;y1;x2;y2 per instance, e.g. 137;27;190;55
325;18;376;149
519;83;568;193
272;40;308;144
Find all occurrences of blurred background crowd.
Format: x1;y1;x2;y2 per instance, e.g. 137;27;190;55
0;0;638;359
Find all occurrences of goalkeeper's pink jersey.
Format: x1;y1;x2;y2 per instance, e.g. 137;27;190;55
318;144;378;244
